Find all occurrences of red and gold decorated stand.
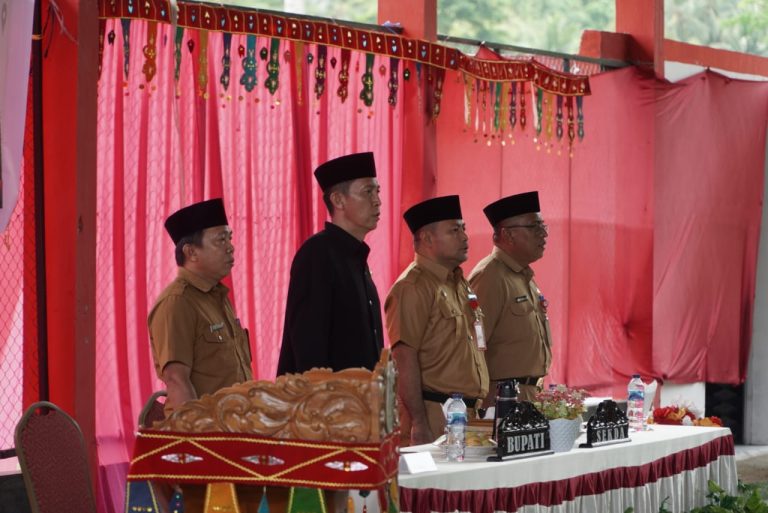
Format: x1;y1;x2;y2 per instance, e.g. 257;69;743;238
126;351;400;513
128;430;399;489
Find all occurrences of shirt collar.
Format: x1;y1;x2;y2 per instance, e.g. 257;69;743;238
178;267;229;295
325;222;371;260
415;253;464;283
492;246;534;278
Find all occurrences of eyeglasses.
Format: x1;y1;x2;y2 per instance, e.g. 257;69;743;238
501;222;548;233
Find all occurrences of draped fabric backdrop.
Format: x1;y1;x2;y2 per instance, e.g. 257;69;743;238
435;67;768;398
86;15;768;512
95;18;403;511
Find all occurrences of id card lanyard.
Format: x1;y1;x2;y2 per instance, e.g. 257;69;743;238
468;292;487;351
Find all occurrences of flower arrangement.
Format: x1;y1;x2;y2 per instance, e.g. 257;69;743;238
648;405;723;427
532;385;589;420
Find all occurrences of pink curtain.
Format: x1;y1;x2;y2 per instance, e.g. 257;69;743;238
436;66;768;397
95;18;402;511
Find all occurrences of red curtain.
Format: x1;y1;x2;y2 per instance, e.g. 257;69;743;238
436;66;768;397
95;18;403;511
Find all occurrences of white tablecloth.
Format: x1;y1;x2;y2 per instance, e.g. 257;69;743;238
398;425;736;513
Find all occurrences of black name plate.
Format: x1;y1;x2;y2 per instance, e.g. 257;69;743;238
580;399;630;448
489;401;553;461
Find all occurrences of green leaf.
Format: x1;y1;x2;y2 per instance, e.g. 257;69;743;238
708;480;726;495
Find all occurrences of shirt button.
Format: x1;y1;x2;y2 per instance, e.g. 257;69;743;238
368;300;373;306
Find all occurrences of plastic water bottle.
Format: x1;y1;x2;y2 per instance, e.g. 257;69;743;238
445;393;467;462
627;374;646;431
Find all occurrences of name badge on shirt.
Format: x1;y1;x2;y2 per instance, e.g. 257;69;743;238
515;295;529;303
209;322;225;341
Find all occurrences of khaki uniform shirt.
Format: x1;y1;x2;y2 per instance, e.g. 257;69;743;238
469;247;552;380
148;268;253;398
385;254;489;399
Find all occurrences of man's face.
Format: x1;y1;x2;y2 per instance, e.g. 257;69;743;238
501;212;547;265
188;225;234;282
428;219;469;268
337;177;381;236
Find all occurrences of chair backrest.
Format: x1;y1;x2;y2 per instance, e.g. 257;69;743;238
14;401;97;513
138;390;167;428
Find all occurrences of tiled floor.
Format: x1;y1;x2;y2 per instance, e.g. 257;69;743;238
735;445;768;461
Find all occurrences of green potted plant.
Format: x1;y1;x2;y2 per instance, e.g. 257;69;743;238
533;385;589;452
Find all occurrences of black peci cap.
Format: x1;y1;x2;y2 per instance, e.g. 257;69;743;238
313;152;377;192
164;198;228;245
483;191;540;226
403;195;463;234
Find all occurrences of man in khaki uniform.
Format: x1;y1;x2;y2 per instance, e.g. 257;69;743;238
385;195;489;446
469;191;551;403
149;198;252;413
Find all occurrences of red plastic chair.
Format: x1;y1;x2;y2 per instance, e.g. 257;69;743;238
14;401;97;513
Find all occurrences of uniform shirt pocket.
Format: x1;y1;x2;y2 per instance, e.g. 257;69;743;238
202;328;232;344
437;296;462;340
510;298;535;316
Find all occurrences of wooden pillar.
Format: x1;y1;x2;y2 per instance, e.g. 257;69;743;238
615;0;664;77
377;0;438;268
41;0;98;477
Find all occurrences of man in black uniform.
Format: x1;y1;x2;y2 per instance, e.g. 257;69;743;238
277;152;384;375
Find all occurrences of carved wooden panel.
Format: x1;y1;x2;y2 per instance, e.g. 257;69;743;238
153;350;398;443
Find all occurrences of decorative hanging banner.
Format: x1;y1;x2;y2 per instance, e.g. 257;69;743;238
387;58;399;106
98;19;107;78
220;32;232;91
198;30;210;97
127;430;400;490
257;487;269;513
174;26;184;83
125;480;162;513
121;18;131;80
97;0;591;96
360;53;375;107
204;482;241;513
99;0;591;144
294;41;305;105
314;45;327;99
535;87;543;136
265;38;280;95
287;487;326;513
142;21;158;84
499;82;509;133
509;81;517;130
240;35;257;92
426;66;445;121
337;48;351;103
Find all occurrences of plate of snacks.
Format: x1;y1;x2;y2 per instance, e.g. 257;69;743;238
464;430;496;456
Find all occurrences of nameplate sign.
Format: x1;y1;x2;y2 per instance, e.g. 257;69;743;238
398;451;437;474
489;401;552;461
580;399;630;448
